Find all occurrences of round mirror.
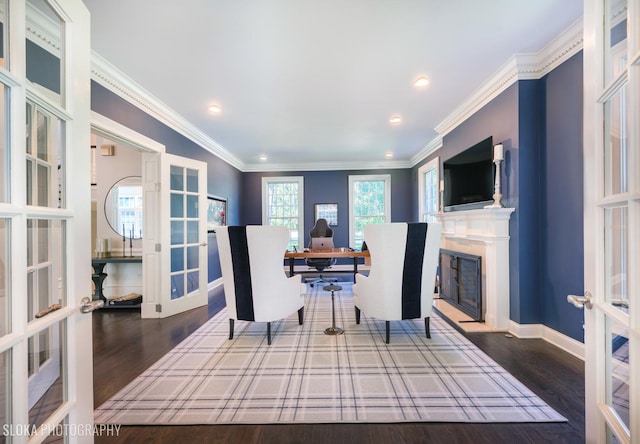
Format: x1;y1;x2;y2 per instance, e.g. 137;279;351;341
104;176;143;239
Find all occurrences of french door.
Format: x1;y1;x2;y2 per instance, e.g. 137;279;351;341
580;0;639;441
140;152;208;318
0;0;93;442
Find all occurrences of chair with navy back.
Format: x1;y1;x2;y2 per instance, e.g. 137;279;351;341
216;225;306;345
352;222;442;343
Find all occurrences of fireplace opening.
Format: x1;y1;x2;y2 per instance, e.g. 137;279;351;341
438;249;483;322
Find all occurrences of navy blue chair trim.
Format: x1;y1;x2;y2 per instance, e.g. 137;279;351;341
228;226;255;321
401;223;428;319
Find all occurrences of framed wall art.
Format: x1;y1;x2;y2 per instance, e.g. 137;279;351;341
314;203;338;226
207;196;227;232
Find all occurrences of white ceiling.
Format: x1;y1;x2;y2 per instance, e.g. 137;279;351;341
83;0;583;170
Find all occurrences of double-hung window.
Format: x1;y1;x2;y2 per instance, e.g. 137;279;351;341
261;176;304;251
348;174;391;249
418;157;440;221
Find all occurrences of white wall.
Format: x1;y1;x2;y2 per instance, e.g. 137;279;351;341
91;134;143;299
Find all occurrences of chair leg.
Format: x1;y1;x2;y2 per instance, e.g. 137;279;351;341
425;317;431;339
229;319;234;340
385;321;390;344
267;322;272;345
298;307;304;325
355;306;361;324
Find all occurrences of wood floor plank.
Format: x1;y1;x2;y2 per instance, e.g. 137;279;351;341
93;287;585;443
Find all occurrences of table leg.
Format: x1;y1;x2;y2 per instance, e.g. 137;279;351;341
91;262;108;303
92;273;107;303
353;257;358;283
289;257;295;277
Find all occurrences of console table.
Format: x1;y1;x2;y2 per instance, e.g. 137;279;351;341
91;256;142;303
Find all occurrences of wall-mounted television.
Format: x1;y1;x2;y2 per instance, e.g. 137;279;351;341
443;136;494;211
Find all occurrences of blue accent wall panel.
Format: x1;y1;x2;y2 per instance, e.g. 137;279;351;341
541;52;584;341
91;81;242;282
517;79;543;324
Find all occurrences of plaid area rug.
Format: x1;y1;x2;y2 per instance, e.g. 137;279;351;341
94;284;566;425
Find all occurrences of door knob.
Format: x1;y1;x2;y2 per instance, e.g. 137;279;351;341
567;291;593;310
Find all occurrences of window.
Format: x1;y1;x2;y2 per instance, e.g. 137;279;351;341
262;176;304;251
348;174;391;249
418;157;440;221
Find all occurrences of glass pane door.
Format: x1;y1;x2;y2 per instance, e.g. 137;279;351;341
0;0;93;440
159;153;207;318
582;0;638;441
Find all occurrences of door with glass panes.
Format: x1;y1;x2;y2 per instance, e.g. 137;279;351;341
575;0;639;441
0;0;94;441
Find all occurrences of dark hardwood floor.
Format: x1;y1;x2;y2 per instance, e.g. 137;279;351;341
93;287;585;443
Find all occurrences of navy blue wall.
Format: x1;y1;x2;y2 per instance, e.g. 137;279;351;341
541;52;584;340
517;80;544;324
241;169;413;249
411;54;584;341
91;82;243;282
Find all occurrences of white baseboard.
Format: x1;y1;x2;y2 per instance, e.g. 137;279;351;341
509;320;585;361
208;277;223;292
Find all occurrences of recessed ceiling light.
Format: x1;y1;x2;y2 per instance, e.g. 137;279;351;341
259;155;268;161
208;104;222;113
414;76;429;87
385;152;393;159
389;115;401;124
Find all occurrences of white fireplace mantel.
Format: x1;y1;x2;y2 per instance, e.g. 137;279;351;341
434;207;515;330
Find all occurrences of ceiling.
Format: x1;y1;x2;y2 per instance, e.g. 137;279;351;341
83;0;583;171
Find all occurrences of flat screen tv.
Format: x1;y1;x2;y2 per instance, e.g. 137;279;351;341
443;136;494;211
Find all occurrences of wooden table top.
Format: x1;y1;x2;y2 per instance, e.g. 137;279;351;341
284;248;369;259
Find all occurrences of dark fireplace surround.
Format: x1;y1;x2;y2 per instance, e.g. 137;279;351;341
438;249;483;322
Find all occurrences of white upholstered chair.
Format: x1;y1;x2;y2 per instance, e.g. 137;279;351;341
352;222;442;343
216;225;306;345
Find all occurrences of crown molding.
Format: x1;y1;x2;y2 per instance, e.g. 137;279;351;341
243;159;413;173
409;135;443;167
434;17;583;138
90;51;246;171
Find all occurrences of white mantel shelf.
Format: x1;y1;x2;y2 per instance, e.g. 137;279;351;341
434;207;515;331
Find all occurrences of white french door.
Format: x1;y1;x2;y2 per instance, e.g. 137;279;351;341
579;0;639;442
0;0;93;442
148;152;208;318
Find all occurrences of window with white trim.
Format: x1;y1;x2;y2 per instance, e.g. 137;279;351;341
418;157;440;221
348;174;391;249
261;176;304;251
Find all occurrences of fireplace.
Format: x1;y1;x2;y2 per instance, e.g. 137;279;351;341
434;208;514;330
439;249;483;321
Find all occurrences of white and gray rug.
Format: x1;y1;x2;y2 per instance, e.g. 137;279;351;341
94;283;566;425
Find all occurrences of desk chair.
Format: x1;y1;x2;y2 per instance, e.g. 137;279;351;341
306;218;338;288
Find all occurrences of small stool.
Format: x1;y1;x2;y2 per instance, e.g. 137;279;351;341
323;284;344;335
